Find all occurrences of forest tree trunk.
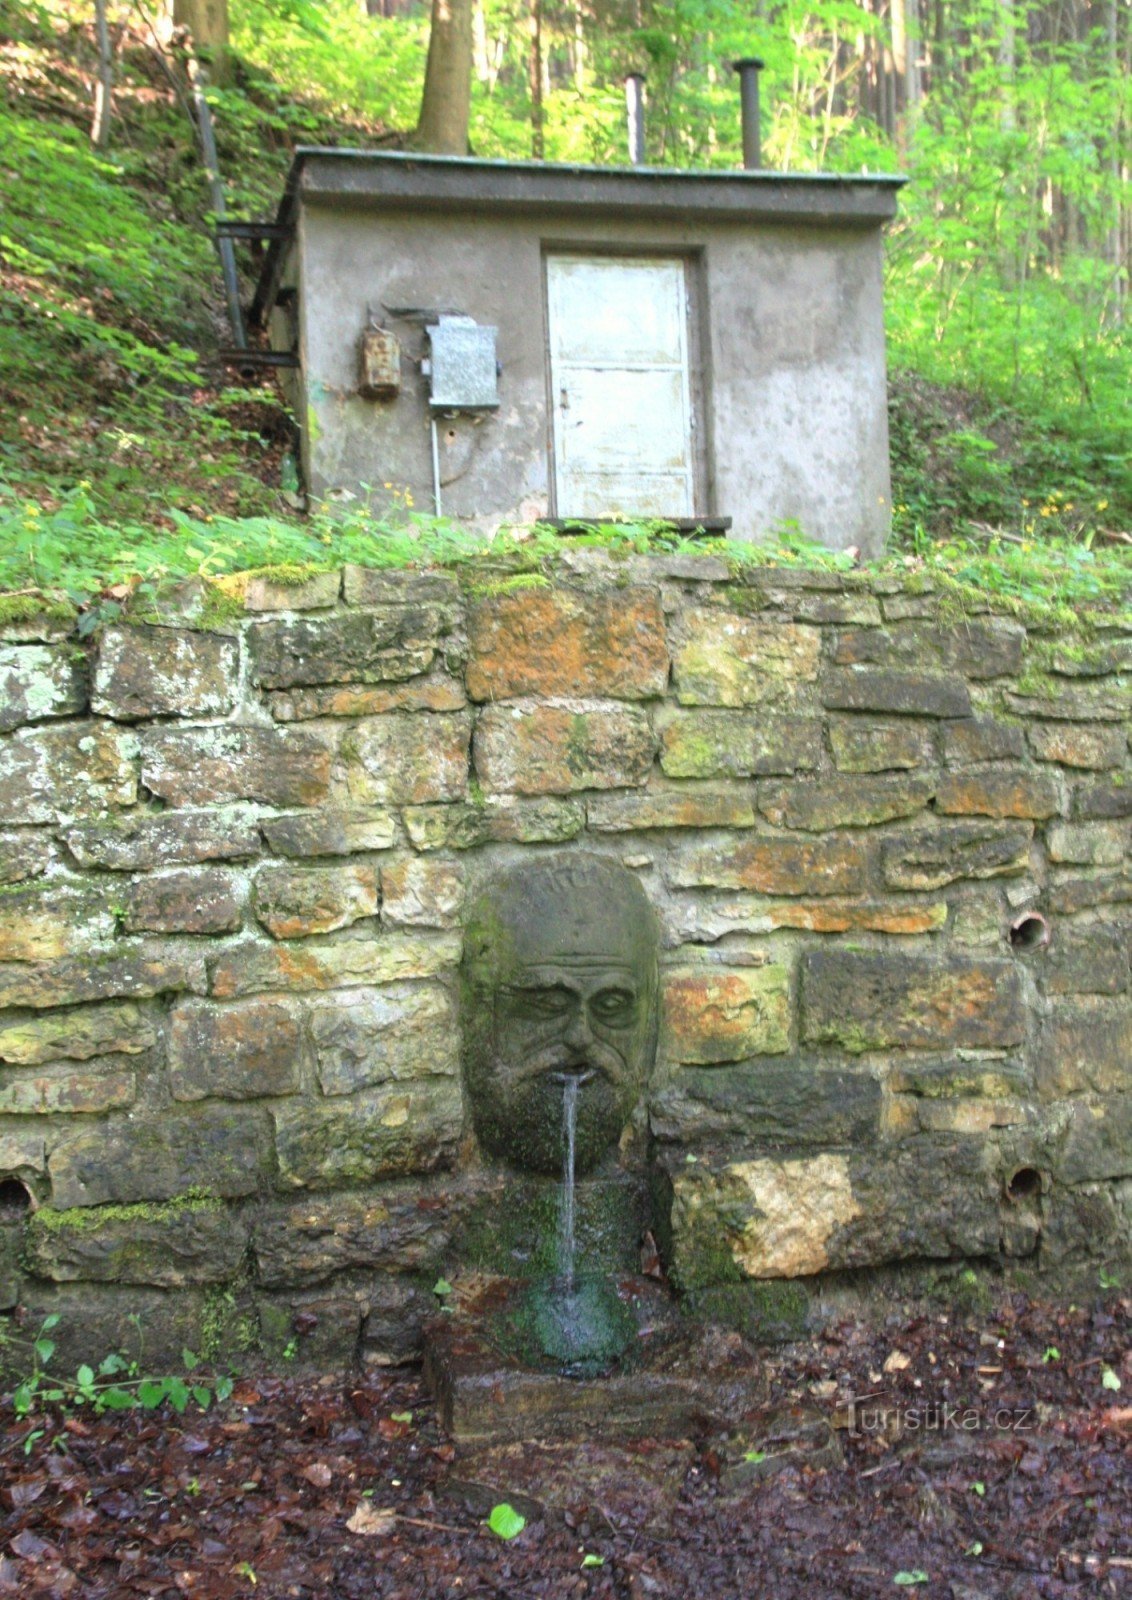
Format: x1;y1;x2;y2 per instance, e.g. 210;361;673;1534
92;0;113;147
529;0;544;158
414;0;474;153
173;0;229;80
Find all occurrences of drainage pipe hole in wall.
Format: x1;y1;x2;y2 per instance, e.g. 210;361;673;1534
1010;911;1050;950
1007;1167;1043;1203
0;1177;33;1217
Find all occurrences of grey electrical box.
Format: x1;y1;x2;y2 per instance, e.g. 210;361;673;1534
425;315;499;410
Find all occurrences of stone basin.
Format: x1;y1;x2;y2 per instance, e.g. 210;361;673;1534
423;1273;770;1445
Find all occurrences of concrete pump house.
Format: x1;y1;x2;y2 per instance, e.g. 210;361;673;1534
253;151;905;554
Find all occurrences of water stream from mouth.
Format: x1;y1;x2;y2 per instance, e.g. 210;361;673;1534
558;1075;580;1295
517;1071;637;1373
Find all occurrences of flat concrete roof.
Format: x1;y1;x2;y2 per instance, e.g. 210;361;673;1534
295;147;905;222
251;148;906;326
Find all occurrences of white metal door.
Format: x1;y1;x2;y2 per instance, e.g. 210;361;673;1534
547;255;694;519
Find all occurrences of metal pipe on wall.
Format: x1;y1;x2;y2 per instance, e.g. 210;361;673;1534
185;48;247;350
731;57;765;170
624;73;646;166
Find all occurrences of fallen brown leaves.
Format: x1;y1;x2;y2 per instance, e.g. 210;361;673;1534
0;1291;1128;1599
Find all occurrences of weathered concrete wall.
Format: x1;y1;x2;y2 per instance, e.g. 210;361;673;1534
297;208;892;554
0;557;1129;1368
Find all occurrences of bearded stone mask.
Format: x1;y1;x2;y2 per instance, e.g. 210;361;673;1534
461;855;660;1176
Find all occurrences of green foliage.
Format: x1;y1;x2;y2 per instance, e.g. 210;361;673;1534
487;1502;527;1540
1;1313;234;1429
232;0;426;143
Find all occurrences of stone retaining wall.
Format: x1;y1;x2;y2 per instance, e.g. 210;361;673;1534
0;554;1129;1367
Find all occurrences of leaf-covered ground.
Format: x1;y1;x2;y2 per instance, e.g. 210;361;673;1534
2;1291;1129;1599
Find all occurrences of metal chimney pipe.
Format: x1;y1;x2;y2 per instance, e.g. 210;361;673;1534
625;72;646;165
731;57;765;169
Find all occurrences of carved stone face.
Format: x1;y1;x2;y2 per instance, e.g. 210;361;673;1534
461;856;659;1175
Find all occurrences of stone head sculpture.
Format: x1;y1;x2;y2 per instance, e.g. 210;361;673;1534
461;854;659;1176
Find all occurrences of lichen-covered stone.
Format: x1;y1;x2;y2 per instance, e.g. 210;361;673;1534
0;943;207;1010
269;676;467;721
829;621;1025;679
672;611;820;706
651;1065;879;1150
141;726;332;808
667;1138;999;1285
936;768;1060;819
342;712;471;805
0;1063;135;1115
0;1001;156;1065
0;829;55;885
656;711;822;778
821;669;971;719
881;821;1033;890
208;933;460;999
467;587;668;701
0;883;110;961
829;717;934;772
879;593;936;620
942;717;1025;765
474;701;655;794
1039;1180;1123;1265
669;834;867;896
93;626;237;719
249;607;455;688
309;982;457;1096
244;570;341;611
0;1129;45;1174
671;1153;862;1278
1028;722;1125;770
252;1181;465;1288
14;1283;207;1371
1006;683;1132;722
1040;924;1128;996
25;1199;246;1286
0;644;86;731
768;591;883;625
403;797;585;851
168;997;309;1100
273;1080;462;1188
1058;1096;1132;1184
586;783;756;831
672;897;947;937
758;775;934;831
261;809;396;858
1049;873;1132;913
49;1106;270;1207
1046;821;1126;865
663;966;791;1063
1036;1001;1132;1097
0;1221;23;1308
1074;781;1132;821
62;809;262;870
341;565;461;609
888;1057;1029;1099
123;868;243;935
1047;639;1132;677
252;863;378;939
381;859;464;928
0;722;136;824
801;952;1024;1051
